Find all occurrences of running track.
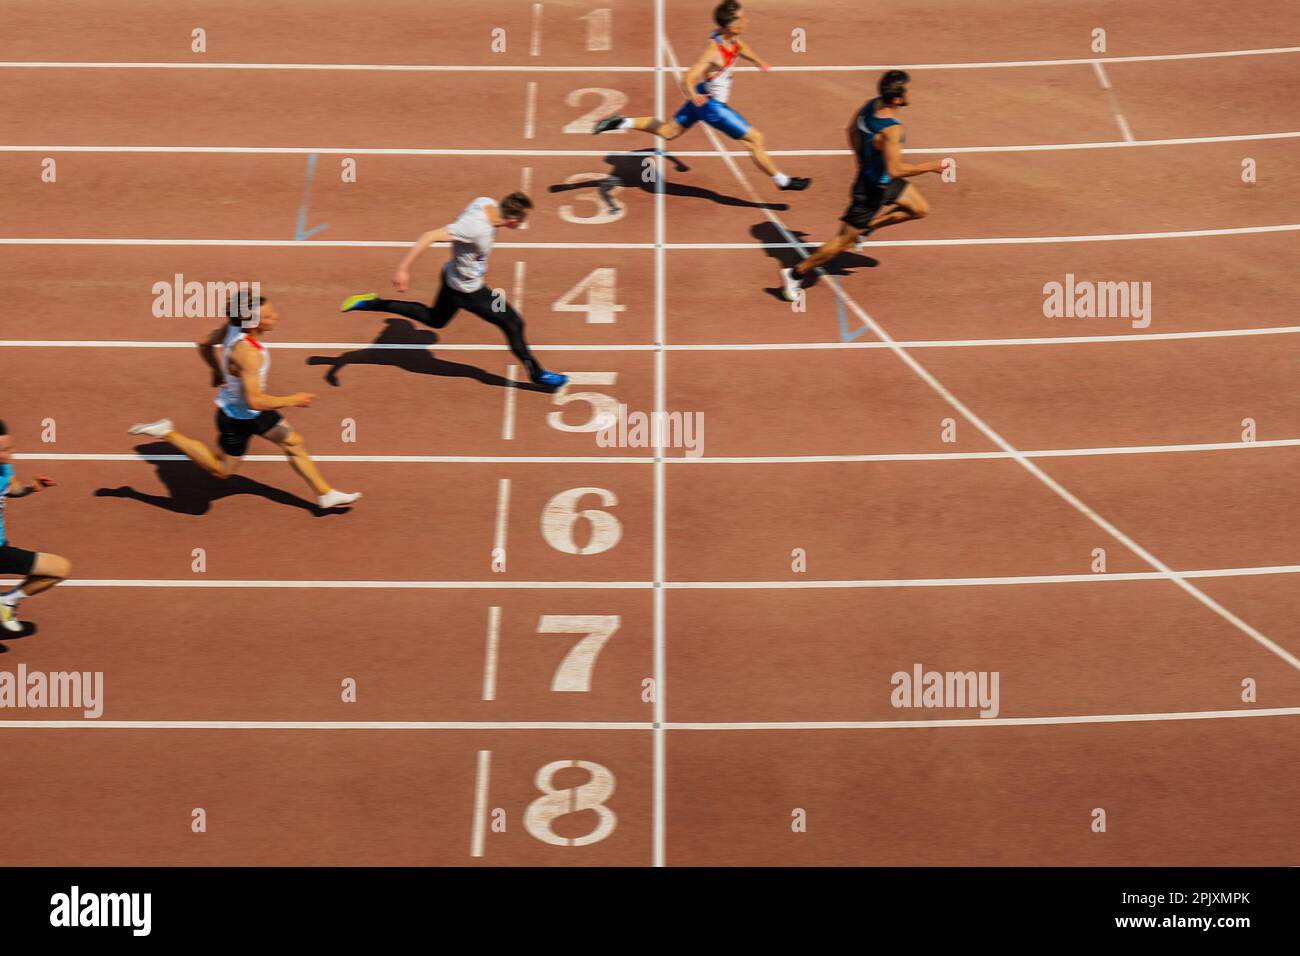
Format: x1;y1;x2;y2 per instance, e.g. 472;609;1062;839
1;0;1299;865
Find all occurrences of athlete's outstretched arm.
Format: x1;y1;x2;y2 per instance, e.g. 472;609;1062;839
392;226;453;291
848;116;862;153
233;343;314;412
878;126;944;178
6;471;45;498
197;323;226;387
736;39;770;70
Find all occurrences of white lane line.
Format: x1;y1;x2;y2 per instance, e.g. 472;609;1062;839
3;223;1296;247
492;478;511;569
530;3;544;57
7;131;1296;155
511;259;526;312
470;749;491;857
13;563;1300;588
501;365;518;440
523;81;538;139
665;36;1300;674
1091;61;1137;143
652;0;667;872
3;46;1297;72
518;167;533;229
24;437;1300;464
482;607;502;702
9;325;1300;352
2;708;1296;731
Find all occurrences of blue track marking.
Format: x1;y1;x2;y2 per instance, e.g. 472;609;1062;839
294;153;328;240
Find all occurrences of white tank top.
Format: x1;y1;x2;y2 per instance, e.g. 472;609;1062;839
215;324;269;419
697;33;741;103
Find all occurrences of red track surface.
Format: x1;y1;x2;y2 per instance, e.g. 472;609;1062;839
2;0;1299;866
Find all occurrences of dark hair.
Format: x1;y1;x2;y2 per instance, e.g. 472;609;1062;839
0;419;7;436
227;291;268;325
879;69;910;104
499;192;534;220
714;0;741;29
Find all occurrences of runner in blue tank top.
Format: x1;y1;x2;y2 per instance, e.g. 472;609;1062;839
0;418;69;635
591;1;810;193
780;70;944;301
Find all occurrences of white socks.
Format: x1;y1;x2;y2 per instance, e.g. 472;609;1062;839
773;172;790;188
2;588;26;606
618;117;634;130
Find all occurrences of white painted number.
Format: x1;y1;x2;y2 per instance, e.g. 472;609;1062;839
524;760;617;846
547;372;619;433
557;172;625;224
563;88;627;134
537;614;621;692
541;487;622;555
552;267;626;324
579;9;613;52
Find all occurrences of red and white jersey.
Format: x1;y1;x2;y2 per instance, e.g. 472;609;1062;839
215;324;270;420
697;32;741;103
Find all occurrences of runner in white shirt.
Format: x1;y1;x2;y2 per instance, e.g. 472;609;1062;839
340;192;568;389
591;1;810;193
127;293;362;511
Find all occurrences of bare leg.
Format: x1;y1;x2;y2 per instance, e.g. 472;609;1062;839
795;222;865;277
624;117;685;140
739;127;778;177
161;428;239;477
271;428;331;497
867;183;931;232
11;552;71;598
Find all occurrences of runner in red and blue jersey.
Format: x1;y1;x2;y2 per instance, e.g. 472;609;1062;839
592;1;810;193
781;70;944;301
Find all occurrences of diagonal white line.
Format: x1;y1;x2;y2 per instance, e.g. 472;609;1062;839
662;37;1300;674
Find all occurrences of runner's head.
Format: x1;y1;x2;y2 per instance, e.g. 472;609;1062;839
714;1;745;35
0;419;11;464
498;191;533;229
879;69;911;107
227;292;277;333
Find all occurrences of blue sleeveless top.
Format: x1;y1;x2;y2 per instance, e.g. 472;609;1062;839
854;97;902;185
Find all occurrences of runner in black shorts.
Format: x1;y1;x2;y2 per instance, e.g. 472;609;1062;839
780;70;944;302
0;419;70;633
127;294;362;511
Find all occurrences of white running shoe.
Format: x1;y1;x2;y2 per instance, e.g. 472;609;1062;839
0;603;22;633
779;266;804;303
128;418;174;438
318;489;362;509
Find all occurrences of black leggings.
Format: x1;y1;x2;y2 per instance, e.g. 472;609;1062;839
370;277;542;379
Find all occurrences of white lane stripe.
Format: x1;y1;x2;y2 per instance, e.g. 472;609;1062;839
1;708;1296;730
530;3;543;57
492;478;511;566
1115;113;1136;143
7;325;1300;352
482;607;502;702
3;224;1296;247
21;437;1300;464
5;131;1296;155
501;365;518;440
523;81;538;139
653;0;668;871
1092;61;1137;144
665;37;1300;674
470;749;491;857
1091;60;1112;89
3;46;1297;72
8;563;1300;588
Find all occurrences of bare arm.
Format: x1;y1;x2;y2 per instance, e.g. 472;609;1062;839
877;126;944;178
7;472;49;498
848;116;862;154
392;226;453;291
683;44;719;102
736;39;769;70
198;323;226;387
233;342;313;411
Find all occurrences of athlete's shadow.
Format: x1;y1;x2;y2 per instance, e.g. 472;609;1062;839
547;150;789;211
750;222;879;300
94;443;336;516
306;318;548;392
0;622;38;651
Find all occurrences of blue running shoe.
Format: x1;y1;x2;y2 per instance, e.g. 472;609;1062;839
532;370;569;388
